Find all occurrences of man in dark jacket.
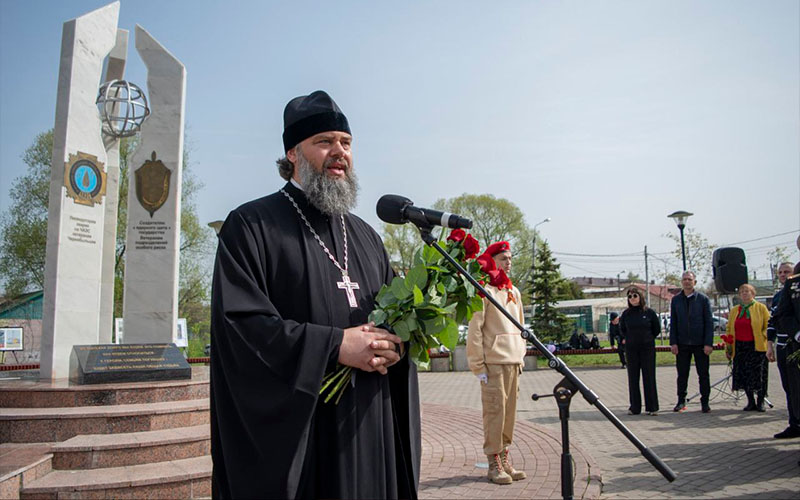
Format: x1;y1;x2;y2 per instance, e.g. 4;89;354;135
669;270;714;413
768;262;800;439
772;262;800;449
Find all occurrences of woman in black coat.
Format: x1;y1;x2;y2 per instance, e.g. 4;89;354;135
620;289;661;415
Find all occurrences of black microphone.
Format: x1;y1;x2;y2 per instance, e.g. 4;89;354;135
376;194;472;229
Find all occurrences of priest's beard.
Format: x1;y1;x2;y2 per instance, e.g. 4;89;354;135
296;151;359;216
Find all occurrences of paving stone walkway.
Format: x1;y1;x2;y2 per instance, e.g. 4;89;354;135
418;362;800;499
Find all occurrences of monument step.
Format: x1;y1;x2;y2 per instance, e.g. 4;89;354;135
20;455;211;499
0;373;209;408
0;398;209;443
52;424;209;469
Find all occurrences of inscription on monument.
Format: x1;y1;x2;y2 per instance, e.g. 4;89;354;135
66;215;99;245
69;343;191;384
132;220;171;250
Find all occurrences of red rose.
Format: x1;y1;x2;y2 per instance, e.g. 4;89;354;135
447;228;466;243
463;234;480;259
477;253;496;273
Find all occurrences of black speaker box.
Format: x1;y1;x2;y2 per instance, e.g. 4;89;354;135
712;247;748;294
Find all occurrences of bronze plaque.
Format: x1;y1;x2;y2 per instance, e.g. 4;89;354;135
135;151;171;217
64;152;107;207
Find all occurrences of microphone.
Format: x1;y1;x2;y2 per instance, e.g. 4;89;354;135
376;194;473;229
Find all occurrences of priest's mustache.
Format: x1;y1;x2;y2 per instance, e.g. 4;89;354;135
377;194;473;230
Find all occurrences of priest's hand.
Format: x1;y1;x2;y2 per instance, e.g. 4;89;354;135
340;323;402;375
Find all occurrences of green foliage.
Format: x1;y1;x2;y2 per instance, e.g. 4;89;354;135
0;131;52;295
530;240;572;342
433;194;535;303
555;279;584;300
0;130;213;348
626;271;642;282
322;231;486;403
664;228;716;283
368;234;486;369
381;222;423;275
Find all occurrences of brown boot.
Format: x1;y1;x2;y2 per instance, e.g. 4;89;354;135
487;454;513;484
501;447;527;480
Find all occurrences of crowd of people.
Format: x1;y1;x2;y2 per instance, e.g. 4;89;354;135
207;90;800;497
604;266;800;431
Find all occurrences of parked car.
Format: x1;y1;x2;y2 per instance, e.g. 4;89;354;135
712;315;728;333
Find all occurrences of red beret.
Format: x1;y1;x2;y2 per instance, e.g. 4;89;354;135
486;241;510;256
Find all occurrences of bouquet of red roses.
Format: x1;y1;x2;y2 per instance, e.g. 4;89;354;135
720;333;734;360
320;228;487;403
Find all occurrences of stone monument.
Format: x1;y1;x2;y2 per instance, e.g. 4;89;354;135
98;29;129;344
122;26;186;344
40;1;186;380
40;2;120;380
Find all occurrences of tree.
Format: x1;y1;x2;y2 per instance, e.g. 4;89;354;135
530;240;572;342
380;222;422;275
664;228;716;283
626;271;642;282
767;246;794;285
555;280;584;300
0;130;214;355
0;131;52;296
433;194;535;302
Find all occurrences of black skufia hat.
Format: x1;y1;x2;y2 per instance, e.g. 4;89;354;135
282;90;350;152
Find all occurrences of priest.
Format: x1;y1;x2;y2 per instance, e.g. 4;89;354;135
210;90;421;499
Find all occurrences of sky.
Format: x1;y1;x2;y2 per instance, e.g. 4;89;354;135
1;0;798;285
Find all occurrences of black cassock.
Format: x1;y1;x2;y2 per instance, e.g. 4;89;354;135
210;182;421;499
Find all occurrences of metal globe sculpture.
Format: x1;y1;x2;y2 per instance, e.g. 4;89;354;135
96;79;150;138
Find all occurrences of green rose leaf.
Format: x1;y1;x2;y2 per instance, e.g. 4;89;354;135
413;285;424;306
405;264;428;291
369;308;387;326
439;319;459;350
470;294;484;312
393;318;411;341
391;277;411;300
422;245;441;265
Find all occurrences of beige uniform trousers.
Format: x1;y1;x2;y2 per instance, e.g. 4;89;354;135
480;363;520;455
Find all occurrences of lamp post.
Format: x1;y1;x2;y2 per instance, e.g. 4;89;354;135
207;220;224;235
617;270;625;293
667;211;693;271
529;217;551;319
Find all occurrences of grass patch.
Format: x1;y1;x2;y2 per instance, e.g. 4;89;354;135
537;337;728;367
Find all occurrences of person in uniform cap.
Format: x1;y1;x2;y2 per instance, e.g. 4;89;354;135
210;90;421;499
467;241;528;484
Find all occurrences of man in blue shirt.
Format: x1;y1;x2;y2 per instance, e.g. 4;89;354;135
669;270;714;413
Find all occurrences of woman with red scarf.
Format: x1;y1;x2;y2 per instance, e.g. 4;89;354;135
727;284;771;411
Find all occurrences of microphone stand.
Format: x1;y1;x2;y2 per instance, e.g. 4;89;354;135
414;225;676;500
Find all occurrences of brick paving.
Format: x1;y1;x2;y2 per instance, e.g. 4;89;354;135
418;362;800;499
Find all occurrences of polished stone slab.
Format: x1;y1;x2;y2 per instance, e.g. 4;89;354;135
69;344;190;385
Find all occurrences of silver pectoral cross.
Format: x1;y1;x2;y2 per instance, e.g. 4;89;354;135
337;273;360;308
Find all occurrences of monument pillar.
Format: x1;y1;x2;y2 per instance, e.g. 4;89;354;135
122;26;186;344
40;2;120;380
98;28;129;344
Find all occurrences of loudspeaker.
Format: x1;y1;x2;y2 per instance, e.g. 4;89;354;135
712;247;747;294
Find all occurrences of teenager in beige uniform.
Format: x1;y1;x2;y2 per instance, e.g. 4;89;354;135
467;241;528;485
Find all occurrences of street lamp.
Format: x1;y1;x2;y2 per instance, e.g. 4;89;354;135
207;220;224;235
617;270;626;292
667;210;693;271
530;217;551;318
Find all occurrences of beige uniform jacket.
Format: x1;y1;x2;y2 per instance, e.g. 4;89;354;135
467;284;527;375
